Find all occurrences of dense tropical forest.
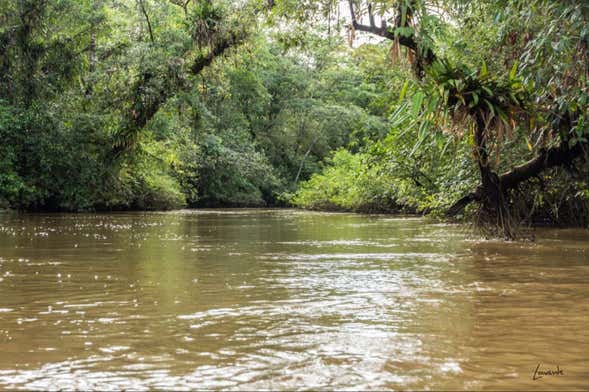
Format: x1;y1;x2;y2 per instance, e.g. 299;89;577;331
0;0;587;238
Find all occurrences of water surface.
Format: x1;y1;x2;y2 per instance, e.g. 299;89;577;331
0;209;587;390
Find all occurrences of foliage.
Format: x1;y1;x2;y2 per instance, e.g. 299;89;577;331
292;149;402;212
293;98;478;215
291;0;588;233
0;0;389;211
0;0;587;233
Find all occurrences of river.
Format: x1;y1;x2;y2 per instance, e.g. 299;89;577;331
0;209;587;390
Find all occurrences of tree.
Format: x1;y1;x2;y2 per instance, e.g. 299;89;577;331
282;0;588;237
0;0;277;210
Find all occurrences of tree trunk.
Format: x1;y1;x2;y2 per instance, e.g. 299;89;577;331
471;112;516;238
448;135;588;237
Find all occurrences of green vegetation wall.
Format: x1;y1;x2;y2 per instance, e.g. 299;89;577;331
1;0;587;232
0;0;389;211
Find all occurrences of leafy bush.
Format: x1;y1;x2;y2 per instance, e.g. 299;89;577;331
292;149;402;213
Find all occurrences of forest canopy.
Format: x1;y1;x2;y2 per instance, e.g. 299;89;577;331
0;0;587;238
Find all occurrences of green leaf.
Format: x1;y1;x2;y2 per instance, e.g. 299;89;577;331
496;107;508;123
470;92;479;108
455;93;466;106
398;80;409;103
440;136;453;156
509;61;519;81
411;92;424;118
435;131;443;148
482;86;494;97
480;61;488;77
483;99;496;117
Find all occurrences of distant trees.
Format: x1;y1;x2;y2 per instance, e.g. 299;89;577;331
0;0;389;210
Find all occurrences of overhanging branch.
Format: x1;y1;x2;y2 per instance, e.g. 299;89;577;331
191;31;245;75
500;141;587;190
347;0;435;67
111;0;279;158
447;139;588;217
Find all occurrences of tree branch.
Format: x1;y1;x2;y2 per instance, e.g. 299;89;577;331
500;141;587;190
447;139;588;217
113;32;244;158
347;0;435;65
446;192;479;217
112;2;277;158
138;0;155;44
190;31;245;74
368;3;375;28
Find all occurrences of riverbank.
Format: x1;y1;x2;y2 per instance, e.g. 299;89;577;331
4;204;588;234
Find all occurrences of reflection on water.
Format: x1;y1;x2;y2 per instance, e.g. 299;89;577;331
0;209;587;390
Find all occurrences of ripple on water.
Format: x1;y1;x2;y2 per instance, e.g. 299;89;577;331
0;210;588;390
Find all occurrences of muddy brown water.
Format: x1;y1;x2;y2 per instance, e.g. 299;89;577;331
0;209;588;390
